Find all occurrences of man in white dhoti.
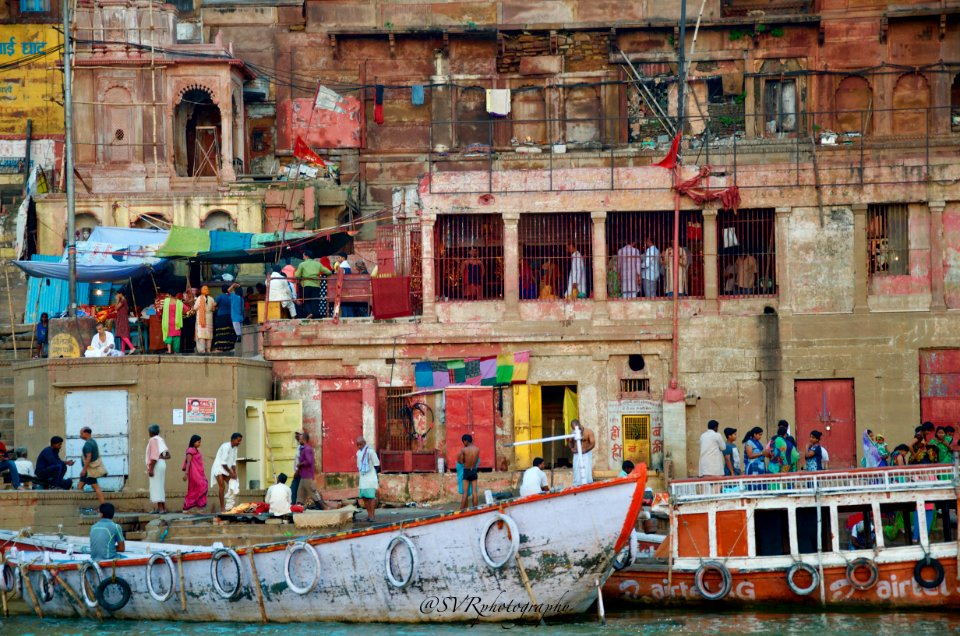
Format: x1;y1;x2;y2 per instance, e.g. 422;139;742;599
145;424;170;514
567;419;595;486
85;322;123;357
565;242;588;299
210;433;242;512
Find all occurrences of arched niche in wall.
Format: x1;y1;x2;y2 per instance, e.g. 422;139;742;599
511;86;547;145
131;213;171;230
564;85;601;145
203;209;237;232
891;73;930;137
834;76;872;134
455;86;489;148
173;86;222;178
75;212;100;242
950;73;960;132
103;86;135;164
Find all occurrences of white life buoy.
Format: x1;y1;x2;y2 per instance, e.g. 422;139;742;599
146;553;177;603
479;513;520;570
846;557;878;591
694;561;732;601
786;562;820;596
0;562;16;593
78;561;104;608
34;569;54;603
384;535;418;589
284;542;321;595
210;548;244;600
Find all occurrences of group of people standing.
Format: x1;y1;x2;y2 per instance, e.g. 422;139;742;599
863;422;958;467
699;419;829;478
612;238;689;299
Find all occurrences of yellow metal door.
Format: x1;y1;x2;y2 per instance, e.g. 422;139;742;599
244;399;303;489
512;385;543;469
622;414;650;466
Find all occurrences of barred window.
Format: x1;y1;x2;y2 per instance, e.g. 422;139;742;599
606;211;705;299
519;213;593;301
434;214;504;301
867;204;909;276
718;209;777;297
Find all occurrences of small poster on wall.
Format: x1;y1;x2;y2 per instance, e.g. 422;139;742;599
185;398;217;424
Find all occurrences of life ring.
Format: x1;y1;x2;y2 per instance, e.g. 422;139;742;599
210;548;244;600
284;542;321;595
694;561;732;601
34;569;54;603
384;535;418;589
78;561;103;608
786;563;820;596
0;562;16;593
479;513;520;570
914;556;945;590
612;546;632;571
96;576;132;612
146;553;177;602
846;558;879;591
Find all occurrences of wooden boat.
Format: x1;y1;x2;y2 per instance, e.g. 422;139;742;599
1;469;645;623
606;464;960;607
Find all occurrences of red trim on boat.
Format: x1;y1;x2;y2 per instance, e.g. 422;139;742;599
614;464;647;552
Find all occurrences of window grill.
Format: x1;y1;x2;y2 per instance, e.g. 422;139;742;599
867;203;909;276
620;378;650;394
621;415;651;466
375;221;423;315
434;214;504;301
606;211;705;299
382;387;413;452
718;208;777;297
519;212;593;301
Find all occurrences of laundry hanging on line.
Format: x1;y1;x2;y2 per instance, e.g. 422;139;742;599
411;85;425;106
374;84;385;125
485;89;511;117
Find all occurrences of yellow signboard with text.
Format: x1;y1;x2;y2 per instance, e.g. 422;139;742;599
0;24;63;135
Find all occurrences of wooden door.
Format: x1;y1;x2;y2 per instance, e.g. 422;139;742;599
794;379;856;469
920;349;960;425
444;388;494;471
320;390;363;473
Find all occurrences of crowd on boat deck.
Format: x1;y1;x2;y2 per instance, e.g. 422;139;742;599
698;419;958;478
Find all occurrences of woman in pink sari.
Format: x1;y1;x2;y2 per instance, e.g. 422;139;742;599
182;434;207;513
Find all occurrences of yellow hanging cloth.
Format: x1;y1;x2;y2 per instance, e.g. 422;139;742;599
563;387;579;435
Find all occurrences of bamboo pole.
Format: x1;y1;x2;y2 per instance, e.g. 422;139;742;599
176;551;186;612
4;264;18;360
247;549;268;624
514;553;543;625
51;570;87;617
20;566;43;619
595;577;606;626
0;554;8;617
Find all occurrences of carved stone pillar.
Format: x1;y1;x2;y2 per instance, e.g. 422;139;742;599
591;211;608;320
420;217;437;322
503;213;520;318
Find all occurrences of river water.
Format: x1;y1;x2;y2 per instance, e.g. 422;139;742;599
2;609;959;635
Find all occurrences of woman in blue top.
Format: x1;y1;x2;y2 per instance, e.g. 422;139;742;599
743;427;769;475
34;313;48;358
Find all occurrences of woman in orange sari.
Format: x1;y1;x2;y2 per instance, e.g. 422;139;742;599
192;285;216;353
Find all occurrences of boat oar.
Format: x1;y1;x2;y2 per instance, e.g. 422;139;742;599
176;552;186;612
247;548;268;624
514;553;545;626
50;568;88;617
19;565;43;619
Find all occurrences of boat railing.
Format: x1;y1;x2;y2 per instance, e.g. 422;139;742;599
670;464;958;503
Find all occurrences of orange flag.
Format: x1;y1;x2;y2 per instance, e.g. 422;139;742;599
293;136;326;166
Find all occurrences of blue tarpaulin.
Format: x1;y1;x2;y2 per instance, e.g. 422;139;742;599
24;255;92;324
209;231;253;253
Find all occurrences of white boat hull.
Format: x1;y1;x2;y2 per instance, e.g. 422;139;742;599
5;472;644;623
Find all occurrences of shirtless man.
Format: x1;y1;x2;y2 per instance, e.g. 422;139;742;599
567;419;596;486
456;434;480;510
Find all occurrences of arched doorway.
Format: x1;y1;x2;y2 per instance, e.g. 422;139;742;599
203;210;236;232
174;87;222;177
564;86;601;144
834;76;872;134
75;212;100;243
103;86;135;164
892;73;929;136
951;74;959;132
131;213;171;230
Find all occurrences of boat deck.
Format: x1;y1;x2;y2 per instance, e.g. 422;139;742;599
670;464;958;503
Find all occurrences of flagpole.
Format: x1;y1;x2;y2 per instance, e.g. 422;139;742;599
63;0;77;317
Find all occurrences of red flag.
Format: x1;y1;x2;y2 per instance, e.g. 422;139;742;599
653;133;681;169
293;136;326;166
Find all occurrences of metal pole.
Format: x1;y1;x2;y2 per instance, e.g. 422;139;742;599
23;119;31;195
63;0;76;317
665;0;687;402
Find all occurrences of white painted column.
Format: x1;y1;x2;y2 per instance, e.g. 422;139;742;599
662;399;688;478
420;217;437;322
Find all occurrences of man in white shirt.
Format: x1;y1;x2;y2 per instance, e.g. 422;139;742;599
698;420;726;477
356;436;380;522
641;237;661;298
617;240;641;298
264;473;292;516
15;448;35;479
210;432;242;512
519;457;550;497
565;242;588;299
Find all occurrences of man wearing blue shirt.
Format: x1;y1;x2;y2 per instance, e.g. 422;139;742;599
90;503;125;561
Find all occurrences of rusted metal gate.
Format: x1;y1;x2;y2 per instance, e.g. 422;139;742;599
444;387;495;472
920;349;960;425
794;379;856;469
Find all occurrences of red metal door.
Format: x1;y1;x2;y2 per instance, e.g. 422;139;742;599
794;379;856;469
920;349;960;425
320;390;363;473
444;388;495;471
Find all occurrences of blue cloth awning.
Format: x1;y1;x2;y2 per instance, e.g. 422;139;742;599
13;260;155;282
